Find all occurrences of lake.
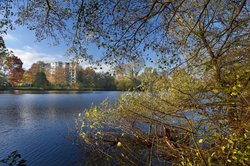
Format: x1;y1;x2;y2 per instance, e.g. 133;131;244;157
0;91;120;166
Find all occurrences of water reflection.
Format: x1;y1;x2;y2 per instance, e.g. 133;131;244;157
0;91;120;166
0;90;102;94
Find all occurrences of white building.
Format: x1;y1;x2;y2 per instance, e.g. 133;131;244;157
50;61;63;75
64;62;77;85
49;61;78;85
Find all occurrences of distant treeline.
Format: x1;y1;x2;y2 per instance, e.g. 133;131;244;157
1;59;161;91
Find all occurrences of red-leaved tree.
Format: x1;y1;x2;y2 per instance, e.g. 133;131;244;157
5;55;24;86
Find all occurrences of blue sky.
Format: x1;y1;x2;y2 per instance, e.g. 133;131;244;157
3;25;156;73
3;26;106;70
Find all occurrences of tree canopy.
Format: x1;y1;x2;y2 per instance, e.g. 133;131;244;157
33;71;50;88
5;55;24;86
1;0;248;67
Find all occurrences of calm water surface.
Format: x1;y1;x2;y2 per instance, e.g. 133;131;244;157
0;91;120;166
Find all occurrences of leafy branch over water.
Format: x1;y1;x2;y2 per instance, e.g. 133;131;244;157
77;59;250;165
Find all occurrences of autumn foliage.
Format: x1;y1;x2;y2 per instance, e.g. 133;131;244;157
5;55;24;86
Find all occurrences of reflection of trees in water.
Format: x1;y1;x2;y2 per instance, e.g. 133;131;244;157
0;151;26;166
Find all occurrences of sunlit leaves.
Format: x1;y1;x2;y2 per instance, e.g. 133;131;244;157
5;55;24;86
117;142;122;147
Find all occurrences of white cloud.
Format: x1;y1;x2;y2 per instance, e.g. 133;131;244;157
80;61;113;73
9;46;66;69
95;64;113;73
8;46;112;72
3;34;18;42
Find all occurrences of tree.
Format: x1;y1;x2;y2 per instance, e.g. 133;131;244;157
5;55;24;86
2;1;250;165
78;67;96;88
76;67;86;88
7;1;247;66
32;71;50;88
76;67;116;89
25;61;47;83
22;71;33;85
114;60;143;90
72;1;249;165
115;77;134;91
54;66;66;86
0;0;14;35
0;36;11;86
78;53;249;165
94;72;116;89
139;67;159;92
0;36;7;67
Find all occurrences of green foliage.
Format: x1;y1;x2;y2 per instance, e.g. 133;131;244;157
0;36;10;86
0;0;14;35
115;77;135;91
76;67;116;89
32;71;50;88
95;72;116;89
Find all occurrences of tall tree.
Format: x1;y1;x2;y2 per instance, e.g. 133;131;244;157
5;55;24;86
0;36;8;86
22;71;33;85
54;66;66;86
70;1;249;165
26;61;46;83
33;71;50;88
82;67;96;88
139;67;159;92
114;59;143;89
94;72;116;89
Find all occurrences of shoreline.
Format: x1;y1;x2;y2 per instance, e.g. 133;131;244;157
0;87;118;91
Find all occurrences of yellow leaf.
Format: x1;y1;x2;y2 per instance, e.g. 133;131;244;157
80;132;86;139
117;142;122;147
213;89;219;93
198;139;203;143
221;146;226;153
234;63;240;67
81;122;85;128
231;92;237;96
85;112;89;117
227;159;231;163
228;139;234;144
232;86;237;90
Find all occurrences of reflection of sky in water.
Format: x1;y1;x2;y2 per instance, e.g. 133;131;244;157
0;91;120;166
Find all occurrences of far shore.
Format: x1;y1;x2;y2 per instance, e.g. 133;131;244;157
0;87;118;91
